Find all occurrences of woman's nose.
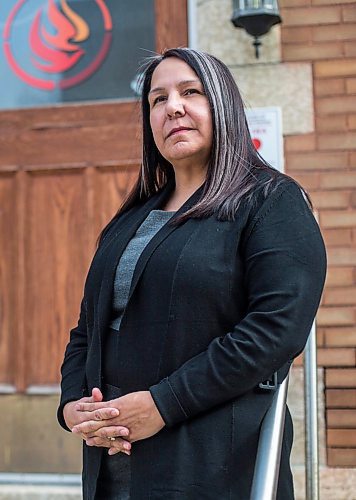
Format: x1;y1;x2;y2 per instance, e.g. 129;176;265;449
166;94;185;118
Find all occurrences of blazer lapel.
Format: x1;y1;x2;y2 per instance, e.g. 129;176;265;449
96;181;176;338
127;184;204;304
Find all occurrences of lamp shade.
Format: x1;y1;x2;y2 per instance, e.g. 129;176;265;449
231;0;281;38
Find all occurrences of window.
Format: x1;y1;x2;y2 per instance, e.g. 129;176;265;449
1;0;155;109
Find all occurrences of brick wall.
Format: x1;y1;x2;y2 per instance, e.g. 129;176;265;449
280;0;356;467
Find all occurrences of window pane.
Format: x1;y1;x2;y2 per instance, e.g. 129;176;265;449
0;0;155;110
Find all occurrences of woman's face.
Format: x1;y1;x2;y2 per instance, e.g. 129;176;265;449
148;57;213;170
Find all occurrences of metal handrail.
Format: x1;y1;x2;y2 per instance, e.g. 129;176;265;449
304;322;319;500
250;321;320;500
250;374;290;500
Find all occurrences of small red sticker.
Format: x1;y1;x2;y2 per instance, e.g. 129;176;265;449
252;138;261;150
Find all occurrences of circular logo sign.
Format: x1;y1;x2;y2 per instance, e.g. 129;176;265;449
3;0;113;90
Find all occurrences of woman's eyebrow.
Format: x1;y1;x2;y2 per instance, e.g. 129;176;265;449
149;80;201;95
149;87;165;95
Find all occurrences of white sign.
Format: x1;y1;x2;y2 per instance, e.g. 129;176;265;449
245;107;284;172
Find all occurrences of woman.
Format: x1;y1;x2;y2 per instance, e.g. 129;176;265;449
58;48;326;499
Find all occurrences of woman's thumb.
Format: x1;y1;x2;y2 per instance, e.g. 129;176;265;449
91;387;103;402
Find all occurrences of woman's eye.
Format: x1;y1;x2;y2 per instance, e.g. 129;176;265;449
184;88;200;95
153;95;166;105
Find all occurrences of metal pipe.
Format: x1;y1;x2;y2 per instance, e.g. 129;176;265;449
250;374;289;500
187;0;198;49
304;322;320;500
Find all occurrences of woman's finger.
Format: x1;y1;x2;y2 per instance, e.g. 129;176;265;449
85;436;109;447
90;407;119;420
83;425;130;440
73;417;115;435
108;446;131;456
73;407;120;428
75;400;116;412
109;439;131;455
85;435;131;455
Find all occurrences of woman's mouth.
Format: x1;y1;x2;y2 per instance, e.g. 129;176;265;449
167;127;193;138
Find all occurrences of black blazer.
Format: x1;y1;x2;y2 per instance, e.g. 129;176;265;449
58;174;326;500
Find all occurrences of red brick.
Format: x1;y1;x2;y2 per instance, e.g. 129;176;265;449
343;6;356;23
320;210;356;228
320;172;356;189
280;0;311;6
346;78;356;94
317;328;325;346
328;428;356;446
315;58;356;78
315;78;345;97
285;172;320;192
323;210;355;230
318;132;356;150
282;6;341;26
316;115;348;132
323;228;353;246
312;190;350;209
318;306;355;325
328;448;356;467
348;114;356;130
313;23;356;42
317;95;356;114
324;287;356;305
325;267;354;287
313;0;355;3
327;247;356;266
326;368;356;387
285;134;316;152
328;409;356;427
325;327;356;347
287;152;348;170
345;41;356;57
287;171;320;190
283;41;343;61
282;26;312;44
352;191;356;207
350;153;356;167
326;388;356;407
318;347;355;365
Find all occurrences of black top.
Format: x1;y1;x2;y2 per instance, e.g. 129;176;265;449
58;173;326;500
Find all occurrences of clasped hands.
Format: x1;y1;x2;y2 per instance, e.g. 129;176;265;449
63;388;165;456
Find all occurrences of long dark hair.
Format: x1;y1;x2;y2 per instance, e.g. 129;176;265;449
115;48;286;224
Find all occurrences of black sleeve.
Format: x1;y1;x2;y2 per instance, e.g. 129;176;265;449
149;182;327;427
57;298;88;431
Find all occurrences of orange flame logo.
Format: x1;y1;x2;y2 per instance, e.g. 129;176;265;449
4;0;113;91
30;0;89;73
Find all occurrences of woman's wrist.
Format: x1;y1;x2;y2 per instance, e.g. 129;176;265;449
63;400;77;430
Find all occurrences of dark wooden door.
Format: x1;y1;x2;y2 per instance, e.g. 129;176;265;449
0;1;188;393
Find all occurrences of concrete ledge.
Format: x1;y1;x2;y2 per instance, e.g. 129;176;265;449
0;474;80;486
0;485;81;500
293;466;356;500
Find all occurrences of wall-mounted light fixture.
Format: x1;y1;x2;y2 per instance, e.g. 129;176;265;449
231;0;282;59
